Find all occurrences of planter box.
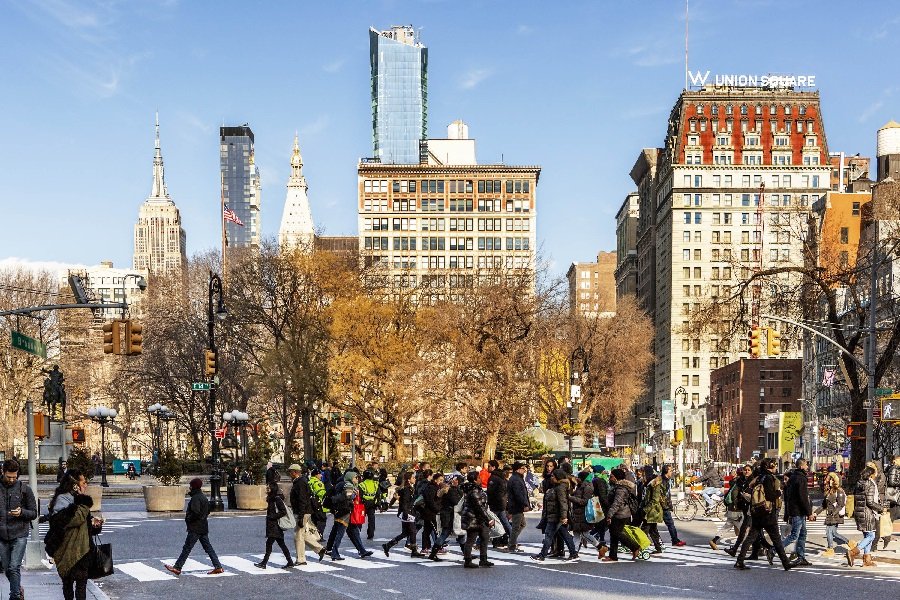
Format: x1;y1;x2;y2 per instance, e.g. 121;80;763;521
143;485;187;512
83;485;102;511
234;484;267;510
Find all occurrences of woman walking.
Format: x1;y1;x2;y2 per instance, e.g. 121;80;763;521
326;471;371;560
848;466;884;567
530;469;578;561
382;471;424;557
461;471;495;568
47;469;103;600
815;472;851;557
254;482;295;569
639;466;664;554
568;470;596;550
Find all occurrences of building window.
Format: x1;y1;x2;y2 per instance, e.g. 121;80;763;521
852;202;860;216
840;227;849;244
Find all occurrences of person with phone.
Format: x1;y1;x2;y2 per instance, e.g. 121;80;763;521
1;459;38;600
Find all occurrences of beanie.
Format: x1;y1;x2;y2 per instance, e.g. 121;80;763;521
189;478;203;490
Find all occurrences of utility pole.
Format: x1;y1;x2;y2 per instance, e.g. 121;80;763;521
865;224;878;464
24;401;43;569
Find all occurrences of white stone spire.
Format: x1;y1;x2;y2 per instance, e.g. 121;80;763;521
278;134;315;250
150;112;169;200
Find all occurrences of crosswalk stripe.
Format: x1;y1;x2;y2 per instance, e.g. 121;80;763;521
304;551;394;569
116;561;176;581
219;555;289;575
250;554;342;573
161;558;210;572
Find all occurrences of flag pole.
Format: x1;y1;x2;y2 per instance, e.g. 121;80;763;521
220;171;227;292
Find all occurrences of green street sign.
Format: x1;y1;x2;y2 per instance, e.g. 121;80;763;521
876;388;893;397
11;331;47;359
192;382;211;391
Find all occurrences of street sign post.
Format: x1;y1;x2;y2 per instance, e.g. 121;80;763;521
11;331;47;359
191;382;211;391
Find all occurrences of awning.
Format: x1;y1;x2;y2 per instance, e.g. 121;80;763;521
520;424;567;450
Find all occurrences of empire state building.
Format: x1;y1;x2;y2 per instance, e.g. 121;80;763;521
133;114;187;278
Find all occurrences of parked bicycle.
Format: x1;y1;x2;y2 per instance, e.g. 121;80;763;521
673;490;725;521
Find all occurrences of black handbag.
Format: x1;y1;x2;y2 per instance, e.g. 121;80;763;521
87;536;113;579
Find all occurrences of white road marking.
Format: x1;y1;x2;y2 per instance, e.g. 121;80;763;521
330;573;366;583
219;555;289;574
116;561;176;581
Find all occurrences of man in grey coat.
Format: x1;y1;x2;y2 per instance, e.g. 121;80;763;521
0;459;37;600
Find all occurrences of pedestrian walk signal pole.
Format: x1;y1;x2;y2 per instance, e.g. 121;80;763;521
24;400;44;569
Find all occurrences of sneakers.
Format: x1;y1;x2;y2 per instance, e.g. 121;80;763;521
724;547;737;557
164;564;181;576
359;551;374;558
207;568;224;575
821;548;835;557
530;554;545;561
253;562;267;569
382;543;392;557
734;562;750;570
479;560;494;567
673;540;686;547
792;558;812;567
564;553;579;561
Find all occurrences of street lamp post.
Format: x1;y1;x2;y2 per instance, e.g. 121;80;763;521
222;410;249;462
674;385;688;492
87;406;117;487
160;407;176;452
568;347;590;461
147;403;171;468
208;271;228;511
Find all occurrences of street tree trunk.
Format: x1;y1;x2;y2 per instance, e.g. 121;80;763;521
393;437;407;463
301;408;314;462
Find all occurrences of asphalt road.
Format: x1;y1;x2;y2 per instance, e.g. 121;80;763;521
82;499;899;600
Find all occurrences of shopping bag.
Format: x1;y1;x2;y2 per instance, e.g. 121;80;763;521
87;538;113;579
485;509;505;539
879;511;893;536
278;510;297;531
350;497;366;526
585;497;605;523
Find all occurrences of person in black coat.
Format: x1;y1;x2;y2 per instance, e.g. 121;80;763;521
430;474;465;560
734;459;795;571
165;479;224;575
255;482;294;568
506;462;531;552
486;462;512;548
383;471;423;557
781;458;813;565
420;472;443;553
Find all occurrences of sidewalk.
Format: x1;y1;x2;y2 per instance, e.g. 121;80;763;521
0;567;108;600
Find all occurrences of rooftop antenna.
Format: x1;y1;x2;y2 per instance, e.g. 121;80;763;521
684;0;689;90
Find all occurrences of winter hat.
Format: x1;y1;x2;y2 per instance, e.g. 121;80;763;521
577;470;591;480
511;462;526;471
344;471;357;482
189;478;203;490
592;464;605;474
287;464;303;473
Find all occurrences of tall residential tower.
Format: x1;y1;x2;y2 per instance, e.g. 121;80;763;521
220;125;261;249
369;25;428;164
133;114;187;278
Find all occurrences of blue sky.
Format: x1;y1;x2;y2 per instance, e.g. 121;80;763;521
2;0;898;276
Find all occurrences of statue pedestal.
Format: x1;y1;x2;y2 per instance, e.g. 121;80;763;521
37;421;67;466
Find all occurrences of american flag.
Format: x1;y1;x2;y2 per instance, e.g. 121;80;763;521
223;205;244;226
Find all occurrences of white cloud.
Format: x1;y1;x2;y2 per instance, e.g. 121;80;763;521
322;58;346;73
0;258;90;281
516;24;533;35
858;86;898;124
459;68;492;90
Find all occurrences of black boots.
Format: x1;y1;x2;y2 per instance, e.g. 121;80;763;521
382;542;393;557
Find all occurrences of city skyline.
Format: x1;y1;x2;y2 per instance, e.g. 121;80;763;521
2;0;899;275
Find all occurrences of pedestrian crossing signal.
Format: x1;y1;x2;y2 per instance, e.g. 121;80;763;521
846;422;866;439
71;428;86;443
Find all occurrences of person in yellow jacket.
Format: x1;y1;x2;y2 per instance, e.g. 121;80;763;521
308;469;329;538
358;470;380;540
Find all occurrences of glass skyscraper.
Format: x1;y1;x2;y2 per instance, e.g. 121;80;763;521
369;25;428;165
220;125;261;248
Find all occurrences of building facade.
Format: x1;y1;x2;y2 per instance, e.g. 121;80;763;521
829;152;870;192
623;86;831;447
357;124;538;292
566;252;616;317
133;115;187;278
220;125;261;249
278;135;315;250
708;358;802;463
615;192;639;299
370;25;428;165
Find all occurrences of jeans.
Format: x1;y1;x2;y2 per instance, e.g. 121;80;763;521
495;510;512;538
737;512;789;566
327;521;347;558
0;536;27;600
508;512;526;549
662;509;680;543
701;487;722;507
781;515;807;558
858;530;876;554
537;520;577;557
346;524;367;554
825;524;849;549
174;531;222;570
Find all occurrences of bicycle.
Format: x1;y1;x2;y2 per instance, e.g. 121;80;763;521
673;491;725;521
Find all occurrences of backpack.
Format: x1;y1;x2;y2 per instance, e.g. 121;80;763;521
627;490;640;515
43;505;74;557
723;482;738;507
750;475;779;513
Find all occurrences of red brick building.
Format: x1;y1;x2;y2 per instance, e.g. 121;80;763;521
708;358;802;463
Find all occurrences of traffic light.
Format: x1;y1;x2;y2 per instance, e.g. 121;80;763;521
767;327;781;357
748;326;761;358
204;349;217;376
846;422;866;439
125;320;143;355
340;430;351;445
102;320;122;354
819;426;828;438
709;423;721;435
673;429;684;443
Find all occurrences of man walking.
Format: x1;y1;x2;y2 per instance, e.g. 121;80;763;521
660;465;686;547
165;479;225;575
1;459;37;600
781;458;814;566
734;458;795;571
486;461;511;548
288;464;326;564
506;462;531;552
358;470;379;540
